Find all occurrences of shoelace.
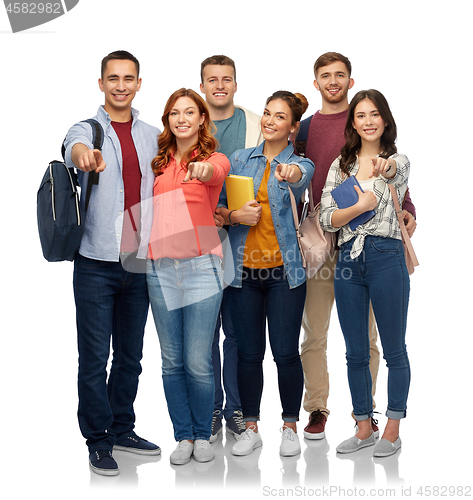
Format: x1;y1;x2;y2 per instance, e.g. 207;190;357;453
195;440;210;450
212;410;221;427
281;427;295;441
354;412;380;429
239;425;257;441
95;450;113;460
309;410;326;425
232;411;246;432
177;440;192;450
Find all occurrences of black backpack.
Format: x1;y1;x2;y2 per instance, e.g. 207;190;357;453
37;119;104;262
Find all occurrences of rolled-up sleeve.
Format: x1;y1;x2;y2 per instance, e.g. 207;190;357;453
63;122;95;168
381;153;409;187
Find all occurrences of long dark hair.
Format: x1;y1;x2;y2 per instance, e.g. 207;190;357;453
339;89;397;176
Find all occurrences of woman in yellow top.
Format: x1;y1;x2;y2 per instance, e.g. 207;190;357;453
218;91;315;457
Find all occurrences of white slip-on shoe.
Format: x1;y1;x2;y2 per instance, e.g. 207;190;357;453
280;427;301;457
170;440;193;465
231;426;262;456
193;439;215;463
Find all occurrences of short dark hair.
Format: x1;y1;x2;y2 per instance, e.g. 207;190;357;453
101;50;140;78
200;55;236;83
314;52;352;78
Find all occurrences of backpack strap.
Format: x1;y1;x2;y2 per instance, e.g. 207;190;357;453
81;119;104;211
61;119;104;212
293;115;312;157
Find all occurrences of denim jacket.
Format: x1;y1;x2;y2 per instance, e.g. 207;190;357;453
218;141;315;289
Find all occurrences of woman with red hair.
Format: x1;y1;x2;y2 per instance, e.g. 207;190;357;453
147;88;230;465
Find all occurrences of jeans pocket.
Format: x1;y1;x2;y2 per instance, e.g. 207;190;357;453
195;256;223;276
370;237;401;254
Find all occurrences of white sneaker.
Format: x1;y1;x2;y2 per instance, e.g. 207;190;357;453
280;427;301;457
170;440;193;465
193;439;215;463
231;426;262;456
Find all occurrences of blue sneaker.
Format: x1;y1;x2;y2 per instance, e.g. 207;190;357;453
89;450;119;476
114;433;161;456
226;410;246;438
210;409;223;443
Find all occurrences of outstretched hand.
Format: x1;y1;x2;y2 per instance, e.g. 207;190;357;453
183;162;214;182
78;149;106;173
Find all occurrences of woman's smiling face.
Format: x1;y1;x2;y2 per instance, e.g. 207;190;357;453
352;98;387;147
261;98;295;144
168;96;205;142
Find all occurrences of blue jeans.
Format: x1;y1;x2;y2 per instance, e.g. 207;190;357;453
335;236;410;421
147;255;223;441
226;266;306;423
74;254;149;453
212;288;241;419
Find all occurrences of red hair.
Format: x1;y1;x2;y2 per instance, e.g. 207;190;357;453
152;88;217;176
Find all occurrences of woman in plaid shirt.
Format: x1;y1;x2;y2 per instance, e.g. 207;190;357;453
320;89;411;458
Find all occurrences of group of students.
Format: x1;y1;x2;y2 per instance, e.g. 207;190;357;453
63;50;416;476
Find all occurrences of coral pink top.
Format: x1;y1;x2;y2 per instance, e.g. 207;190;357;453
148;151;230;260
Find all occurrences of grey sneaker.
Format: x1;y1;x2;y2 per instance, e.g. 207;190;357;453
336;433;376;454
210;409;223;443
226;410;246;438
373;436;401;457
170;440;193;465
193;439;215;463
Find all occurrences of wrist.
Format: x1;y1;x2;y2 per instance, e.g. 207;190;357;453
228;210;240;226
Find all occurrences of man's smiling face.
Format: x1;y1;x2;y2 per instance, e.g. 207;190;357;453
314;61;353;105
99;59;141;119
200;64;237;111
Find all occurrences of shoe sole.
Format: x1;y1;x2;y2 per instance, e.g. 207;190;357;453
89;462;120;476
232;440;263;456
373;448;400;458
170;455;192;465
303;430;325;440
280;447;301;457
336;440;375;454
113;445;162;456
193;453;215;463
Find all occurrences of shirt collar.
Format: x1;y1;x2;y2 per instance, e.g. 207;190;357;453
97;105;140;125
249;141;295;163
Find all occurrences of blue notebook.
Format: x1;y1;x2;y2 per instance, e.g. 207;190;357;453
331;176;376;230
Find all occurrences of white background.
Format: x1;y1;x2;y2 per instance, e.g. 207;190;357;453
1;1;472;498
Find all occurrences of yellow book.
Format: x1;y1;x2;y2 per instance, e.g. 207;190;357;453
225;175;255;226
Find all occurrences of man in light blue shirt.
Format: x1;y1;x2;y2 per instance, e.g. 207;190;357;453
63;50;160;476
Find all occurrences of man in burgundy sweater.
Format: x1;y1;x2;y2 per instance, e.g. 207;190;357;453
296;52;417;440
